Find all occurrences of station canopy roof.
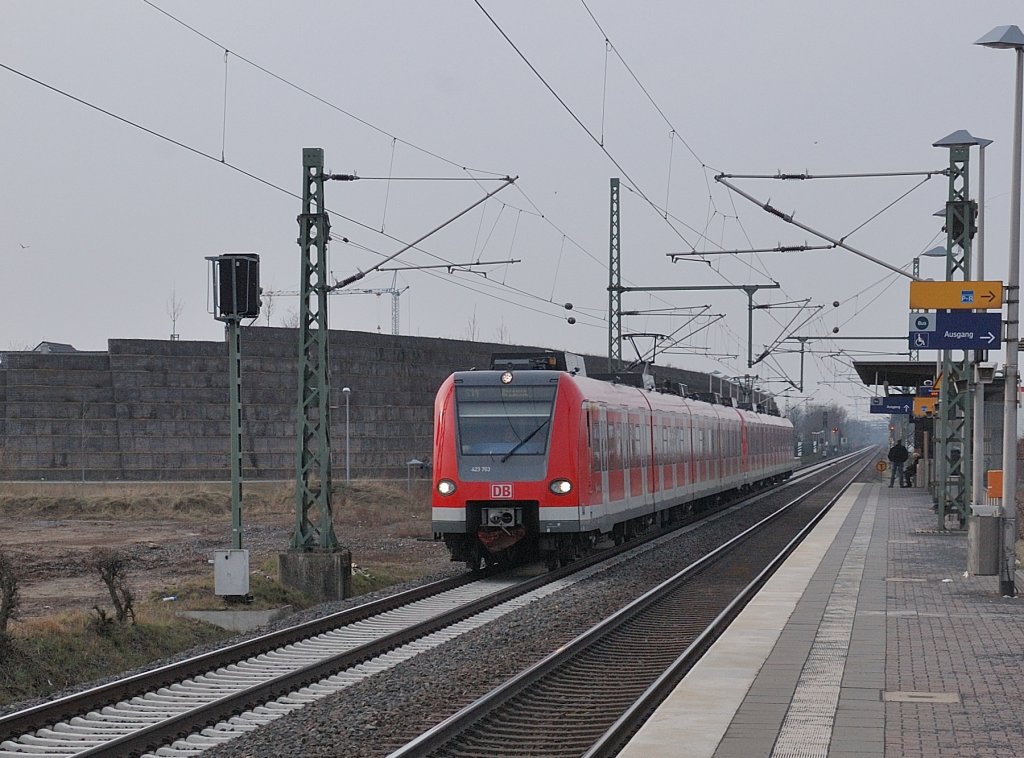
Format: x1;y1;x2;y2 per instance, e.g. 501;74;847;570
853;361;936;389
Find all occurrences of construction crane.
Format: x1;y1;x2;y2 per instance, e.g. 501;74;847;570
265;274;409;335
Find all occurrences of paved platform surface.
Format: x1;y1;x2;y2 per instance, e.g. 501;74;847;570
620;480;1024;757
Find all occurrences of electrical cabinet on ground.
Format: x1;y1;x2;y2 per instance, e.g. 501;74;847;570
213;549;250;596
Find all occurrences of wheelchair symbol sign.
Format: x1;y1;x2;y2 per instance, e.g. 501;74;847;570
912;332;930;348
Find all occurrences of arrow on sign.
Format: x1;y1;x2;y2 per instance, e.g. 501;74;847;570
983;332;997;344
981;290;997;303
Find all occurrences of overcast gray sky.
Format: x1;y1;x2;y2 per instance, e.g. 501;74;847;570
2;1;1022;417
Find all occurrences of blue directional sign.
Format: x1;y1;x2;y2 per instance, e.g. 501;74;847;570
908;311;1001;350
870;395;915;415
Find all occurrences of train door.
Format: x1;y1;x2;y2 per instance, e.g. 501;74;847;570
712;417;720;483
644;414;656;501
627;412;646;504
659;418;673;492
740;417;749;475
729;417;739;480
695;418;705;485
585;403;606;504
676;420;683;491
606;410;624;503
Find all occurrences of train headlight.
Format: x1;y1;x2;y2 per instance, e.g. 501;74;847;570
549;478;573;495
437;479;457;496
500;371;513;384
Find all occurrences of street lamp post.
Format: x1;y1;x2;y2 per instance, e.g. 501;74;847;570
973;136;994;527
976;24;1024;596
342;387;351;482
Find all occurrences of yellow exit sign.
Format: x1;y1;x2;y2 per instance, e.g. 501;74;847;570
909;280;1003;310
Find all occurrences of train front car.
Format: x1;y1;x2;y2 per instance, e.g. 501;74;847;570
432;368;582;569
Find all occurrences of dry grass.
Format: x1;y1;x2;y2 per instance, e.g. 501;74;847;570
0;478;447;706
0;608;230;707
0;479;432;524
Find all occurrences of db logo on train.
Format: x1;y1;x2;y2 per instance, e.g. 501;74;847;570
875;460;888;473
490;483;514;499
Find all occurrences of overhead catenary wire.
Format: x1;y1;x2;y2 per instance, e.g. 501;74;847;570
29;2;898;394
330;178;517;289
473;0;700;251
576;0;806;350
473;3;789;363
0;59;597;333
142;0;635;324
578;0;705;168
718;169;947;181
334;234;602;326
715;175;920;281
140;0;507;177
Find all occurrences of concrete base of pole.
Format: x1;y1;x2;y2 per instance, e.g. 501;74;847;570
278;549;352;601
967;509;1001;576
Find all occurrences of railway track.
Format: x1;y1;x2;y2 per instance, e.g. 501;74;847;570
0;455;857;757
389;451;871;758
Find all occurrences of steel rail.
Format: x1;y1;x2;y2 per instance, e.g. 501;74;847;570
48;463;813;758
2;458;829;755
584;453;873;756
0;572;480;740
387;453;869;757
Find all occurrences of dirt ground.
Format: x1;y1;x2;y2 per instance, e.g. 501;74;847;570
0;480;454;622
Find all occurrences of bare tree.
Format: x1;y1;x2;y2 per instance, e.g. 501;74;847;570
495;319;510;344
282;308;300;329
0;548;19;635
262;289;276;326
465;309;479;342
167;288;185;340
89;548;135;625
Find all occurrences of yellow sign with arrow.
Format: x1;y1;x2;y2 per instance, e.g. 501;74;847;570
909;280;1003;310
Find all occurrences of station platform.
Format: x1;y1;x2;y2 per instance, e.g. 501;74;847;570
620;479;1024;757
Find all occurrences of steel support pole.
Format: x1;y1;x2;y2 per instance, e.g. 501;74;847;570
293;147;338;550
972;144;988;516
746;287;755;368
228;319;243;550
911;257;921;362
608;178;622;372
935;143;974;528
1000;49;1023;596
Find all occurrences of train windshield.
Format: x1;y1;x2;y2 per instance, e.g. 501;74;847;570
455;384;557;457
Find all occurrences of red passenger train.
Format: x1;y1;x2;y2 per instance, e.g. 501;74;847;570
431;357;796;569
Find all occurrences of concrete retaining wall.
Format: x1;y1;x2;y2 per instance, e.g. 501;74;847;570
0;327;765;481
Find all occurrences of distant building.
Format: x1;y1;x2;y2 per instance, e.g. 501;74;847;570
32;341;77;354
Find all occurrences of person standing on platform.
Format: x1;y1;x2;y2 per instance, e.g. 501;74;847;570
888;440;909;488
903;453;920;488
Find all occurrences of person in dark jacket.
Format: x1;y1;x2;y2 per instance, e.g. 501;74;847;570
888;440;909;488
